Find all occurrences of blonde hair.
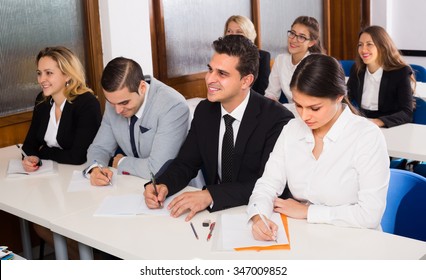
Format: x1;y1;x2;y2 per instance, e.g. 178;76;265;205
36;46;94;102
224;15;257;43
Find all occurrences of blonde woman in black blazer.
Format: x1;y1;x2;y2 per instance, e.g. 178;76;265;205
347;25;415;128
22;46;101;171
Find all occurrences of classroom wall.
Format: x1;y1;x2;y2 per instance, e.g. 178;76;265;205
371;0;426;68
99;0;426;74
98;0;153;76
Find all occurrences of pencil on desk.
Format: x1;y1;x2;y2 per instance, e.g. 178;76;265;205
190;222;199;240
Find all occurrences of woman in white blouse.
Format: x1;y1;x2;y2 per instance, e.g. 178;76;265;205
248;54;390;241
264;16;323;104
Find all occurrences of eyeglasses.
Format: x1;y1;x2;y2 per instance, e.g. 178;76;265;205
287;30;311;43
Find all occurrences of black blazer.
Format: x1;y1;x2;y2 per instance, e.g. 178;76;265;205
23;92;102;164
251;49;271;96
157;91;294;212
347;65;413;127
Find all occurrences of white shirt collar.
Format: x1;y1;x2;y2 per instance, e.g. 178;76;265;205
220;90;250;122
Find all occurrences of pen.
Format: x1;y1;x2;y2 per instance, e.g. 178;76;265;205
206;222;216;241
150;171;162;207
253;204;277;243
94;160;112;186
16;144;42;166
190;222;199;240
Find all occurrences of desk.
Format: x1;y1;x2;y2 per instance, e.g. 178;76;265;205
0;145;115;259
381;123;426;161
51;201;426;260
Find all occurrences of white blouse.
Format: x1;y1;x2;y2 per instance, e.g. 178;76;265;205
44;99;66;148
247;106;390;229
264;52;309;102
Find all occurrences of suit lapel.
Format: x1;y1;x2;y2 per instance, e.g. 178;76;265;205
233;92;259;178
378;70;389;109
205;103;221;184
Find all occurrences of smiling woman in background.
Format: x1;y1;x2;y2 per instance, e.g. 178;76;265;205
264;16;323;105
347;25;415;128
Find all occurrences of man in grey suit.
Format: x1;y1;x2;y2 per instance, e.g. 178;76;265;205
85;57;189;186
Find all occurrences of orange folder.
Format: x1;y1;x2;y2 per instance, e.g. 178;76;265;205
234;214;291;251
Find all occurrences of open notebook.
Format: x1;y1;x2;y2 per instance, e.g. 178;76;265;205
219;212;290;251
6;159;57;177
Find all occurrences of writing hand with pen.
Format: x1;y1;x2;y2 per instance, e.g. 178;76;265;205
251;204;278;242
251;214;278;242
22;156;42;172
17;144;42;172
89;161;113;186
144;182;168;209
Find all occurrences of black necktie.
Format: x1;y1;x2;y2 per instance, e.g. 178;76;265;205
222;114;235;183
130;115;139;158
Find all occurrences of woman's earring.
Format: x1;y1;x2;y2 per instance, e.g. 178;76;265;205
65;80;70;87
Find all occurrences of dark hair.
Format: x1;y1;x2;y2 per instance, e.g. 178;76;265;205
101;57;144;93
212;35;259;83
354;25;414;80
290;54;358;113
291;16;323;54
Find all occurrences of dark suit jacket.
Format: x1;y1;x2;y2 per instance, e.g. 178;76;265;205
157;91;294;212
23;92;102;164
252;49;271;96
347;65;413;128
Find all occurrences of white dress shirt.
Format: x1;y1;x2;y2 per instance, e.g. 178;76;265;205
361;67;383;111
44;98;66;148
264;52;309;103
247;105;390;229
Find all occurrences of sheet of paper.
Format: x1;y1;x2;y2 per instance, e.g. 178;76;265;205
67;170;115;192
7;159;57;177
220;212;289;250
93;192;179;216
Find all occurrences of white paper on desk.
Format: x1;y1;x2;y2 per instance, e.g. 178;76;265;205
6;159;57;177
220;212;288;250
93;192;179;216
67;170;115;192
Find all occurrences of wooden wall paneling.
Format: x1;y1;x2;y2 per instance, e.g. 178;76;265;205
0;112;32;148
83;0;105;112
324;0;369;61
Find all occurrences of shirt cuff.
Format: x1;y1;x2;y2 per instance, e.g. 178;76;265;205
82;163;98;179
307;204;331;224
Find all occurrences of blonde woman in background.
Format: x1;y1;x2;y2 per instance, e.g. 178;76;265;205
224;15;271;95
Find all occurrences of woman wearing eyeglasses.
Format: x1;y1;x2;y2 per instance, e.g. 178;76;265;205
347;25;415;128
265;16;323;106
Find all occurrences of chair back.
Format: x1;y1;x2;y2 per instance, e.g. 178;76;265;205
413;96;426;125
381;169;426;241
339;60;355;76
410;64;426;82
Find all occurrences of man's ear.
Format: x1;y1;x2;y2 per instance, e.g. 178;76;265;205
138;80;147;95
241;74;255;90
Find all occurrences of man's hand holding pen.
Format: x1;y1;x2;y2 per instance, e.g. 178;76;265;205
144;183;168;208
89;166;113;186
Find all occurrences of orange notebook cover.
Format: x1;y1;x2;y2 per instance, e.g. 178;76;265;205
234;214;290;251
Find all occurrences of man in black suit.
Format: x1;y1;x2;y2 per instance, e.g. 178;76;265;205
144;35;294;220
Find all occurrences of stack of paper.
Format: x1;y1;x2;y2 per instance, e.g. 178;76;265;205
6;159;57;178
219;212;290;251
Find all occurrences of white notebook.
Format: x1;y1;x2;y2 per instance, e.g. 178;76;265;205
6;159;57;177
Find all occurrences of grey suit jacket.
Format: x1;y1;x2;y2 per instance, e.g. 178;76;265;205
86;76;190;179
